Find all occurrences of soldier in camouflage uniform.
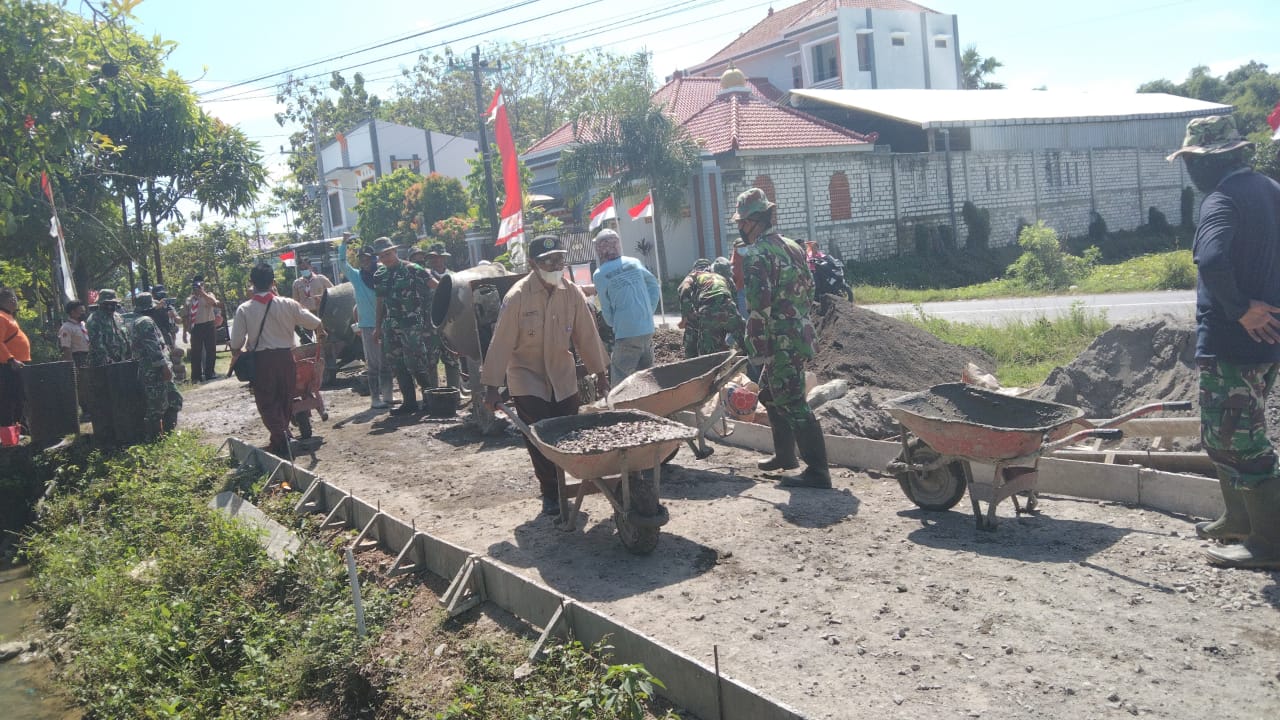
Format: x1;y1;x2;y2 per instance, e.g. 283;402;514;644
733;187;830;489
409;243;465;393
372;237;437;415
86;288;133;367
130;293;183;438
678;258;745;359
1169;115;1280;568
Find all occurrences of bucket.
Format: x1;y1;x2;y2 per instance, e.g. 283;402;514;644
0;425;20;446
425;387;461;417
722;383;759;421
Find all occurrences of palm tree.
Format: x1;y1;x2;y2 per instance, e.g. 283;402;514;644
558;93;700;279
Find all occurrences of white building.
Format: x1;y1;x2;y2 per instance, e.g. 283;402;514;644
317;119;479;235
687;0;961;92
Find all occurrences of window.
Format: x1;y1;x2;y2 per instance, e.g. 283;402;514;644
891;34;906;47
856;34;872;72
811;40;839;83
934;37;948;49
327;191;345;228
828;172;851;221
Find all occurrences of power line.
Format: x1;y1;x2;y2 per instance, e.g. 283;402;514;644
198;0;545;97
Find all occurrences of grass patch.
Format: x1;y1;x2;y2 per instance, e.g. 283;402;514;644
906;303;1111;387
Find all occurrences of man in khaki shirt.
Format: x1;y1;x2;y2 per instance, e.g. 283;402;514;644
483;235;610;515
181;275;223;382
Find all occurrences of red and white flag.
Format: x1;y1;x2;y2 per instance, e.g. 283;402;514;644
41;171;77;303
487;87;525;246
628;191;653;220
588;196;616;231
1268;100;1280;140
279;249;296;267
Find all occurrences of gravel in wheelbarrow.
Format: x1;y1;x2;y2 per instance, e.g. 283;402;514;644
539;413;696;455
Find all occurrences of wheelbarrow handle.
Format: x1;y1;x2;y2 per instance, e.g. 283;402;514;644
497;402;532;439
1078;400;1196;429
1043;427;1122;452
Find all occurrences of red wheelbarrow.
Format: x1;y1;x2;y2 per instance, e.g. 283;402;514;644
290;342;328;440
883;383;1191;530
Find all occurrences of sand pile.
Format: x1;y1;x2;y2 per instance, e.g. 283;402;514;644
1029;315;1198;417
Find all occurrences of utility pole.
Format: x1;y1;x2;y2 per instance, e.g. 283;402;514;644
313;120;333;241
450;46;500;240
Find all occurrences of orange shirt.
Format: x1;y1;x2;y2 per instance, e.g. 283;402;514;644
0;312;31;363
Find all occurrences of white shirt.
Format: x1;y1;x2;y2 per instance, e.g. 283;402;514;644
230;294;322;352
58;319;90;353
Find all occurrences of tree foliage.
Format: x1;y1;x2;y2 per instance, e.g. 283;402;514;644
354;167;421;244
404;173;468;237
961;45;1005;89
1006;222;1098;291
160;222;255;307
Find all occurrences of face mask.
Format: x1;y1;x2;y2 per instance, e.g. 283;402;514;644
301;270;312;278
537;268;563;286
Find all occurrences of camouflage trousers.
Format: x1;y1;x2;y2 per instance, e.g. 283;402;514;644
1198;358;1280;489
383;324;433;377
140;369;183;430
424;332;460;374
683;309;745;359
759;353;818;427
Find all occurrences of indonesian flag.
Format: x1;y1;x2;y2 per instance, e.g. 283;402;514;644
1268;100;1280;140
279;249;296;267
41;172;77;303
487;87;525;246
588;196;616;231
628;191;653;220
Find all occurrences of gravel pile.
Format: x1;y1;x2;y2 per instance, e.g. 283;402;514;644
548;420;691;454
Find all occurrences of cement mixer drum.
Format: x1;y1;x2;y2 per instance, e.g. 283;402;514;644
431;264;510;361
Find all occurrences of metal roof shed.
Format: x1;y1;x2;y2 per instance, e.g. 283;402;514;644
789;89;1232;153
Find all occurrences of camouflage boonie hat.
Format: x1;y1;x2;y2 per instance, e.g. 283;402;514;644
730;187;776;222
133;292;154;311
97;288;119;303
426;242;450;257
691;258;713;271
369;236;402;255
711;256;734;282
529;235;567;260
408;245;428;261
1166;115;1254;162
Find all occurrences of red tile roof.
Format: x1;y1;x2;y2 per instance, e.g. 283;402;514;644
683;92;875;155
523;75;872;157
698;0;938;69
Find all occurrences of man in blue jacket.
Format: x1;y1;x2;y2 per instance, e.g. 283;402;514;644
591;228;660;387
1170;115;1280;569
339;235;392;410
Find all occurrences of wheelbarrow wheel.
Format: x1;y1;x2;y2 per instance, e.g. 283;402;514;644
615;471;662;555
894;438;968;512
293;411;313;440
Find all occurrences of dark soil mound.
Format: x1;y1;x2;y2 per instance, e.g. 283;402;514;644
810;297;994;390
652;328;685;365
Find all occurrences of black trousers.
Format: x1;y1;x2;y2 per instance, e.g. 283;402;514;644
512;393;580;498
189;321;216;380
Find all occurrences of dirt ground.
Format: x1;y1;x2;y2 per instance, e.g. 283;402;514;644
179;369;1280;720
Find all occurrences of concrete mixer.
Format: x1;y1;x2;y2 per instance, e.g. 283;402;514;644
316;281;364;386
431;264;524;433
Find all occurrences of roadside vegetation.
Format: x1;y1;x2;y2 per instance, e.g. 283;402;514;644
20;433;676;719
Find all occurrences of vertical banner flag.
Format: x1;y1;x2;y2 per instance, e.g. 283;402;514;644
486;87;525;247
588;196;616;231
42;172;77;302
628;191;653;220
1268;100;1280;140
279;249;297;267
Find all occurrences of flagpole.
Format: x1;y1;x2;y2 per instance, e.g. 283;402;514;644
649;194;667;329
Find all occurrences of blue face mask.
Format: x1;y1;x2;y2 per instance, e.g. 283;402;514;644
301;269;312;278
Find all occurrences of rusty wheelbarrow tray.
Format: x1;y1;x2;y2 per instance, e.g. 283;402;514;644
500;406;696;555
290;342;328;442
883;383;1191;530
605;350;748;461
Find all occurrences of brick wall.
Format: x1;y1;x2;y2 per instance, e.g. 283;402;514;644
719;146;1191;262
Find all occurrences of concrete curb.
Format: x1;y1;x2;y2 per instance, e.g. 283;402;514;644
222;438;809;720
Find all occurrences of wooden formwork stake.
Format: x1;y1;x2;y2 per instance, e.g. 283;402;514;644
321;494;352;530
386;531;425;578
352;511;386;553
293;480;325;515
441;554;487;617
528;600;571;662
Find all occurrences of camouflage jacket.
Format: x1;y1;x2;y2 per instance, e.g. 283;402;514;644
743;233;816;360
86;309;133;366
679;271;737;325
130;315;170;372
374;261;434;330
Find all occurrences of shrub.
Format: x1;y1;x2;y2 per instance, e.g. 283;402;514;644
1180;186;1196;228
962;201;991;250
1154;250;1197;289
1006;221;1098;291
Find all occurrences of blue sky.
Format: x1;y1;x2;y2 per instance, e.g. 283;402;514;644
122;0;1280;200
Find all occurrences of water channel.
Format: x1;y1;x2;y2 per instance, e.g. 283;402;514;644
0;565;81;719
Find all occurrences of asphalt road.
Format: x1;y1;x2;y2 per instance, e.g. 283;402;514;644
863;289;1196;325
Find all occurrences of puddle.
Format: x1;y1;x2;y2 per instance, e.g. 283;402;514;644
0;565;81;720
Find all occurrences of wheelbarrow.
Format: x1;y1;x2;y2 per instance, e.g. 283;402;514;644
883;383;1191;530
500;405;696;555
604;350;748;462
290;342;328;441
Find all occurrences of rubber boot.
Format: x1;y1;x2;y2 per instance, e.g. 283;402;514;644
1196;471;1250;542
757;407;798;471
162;408;179;434
390;368;419;415
1204;479;1280;569
782;419;832;489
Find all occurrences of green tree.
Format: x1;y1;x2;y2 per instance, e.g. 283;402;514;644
961;45;1005;89
161;222;254;307
1006;222;1098;291
404;173;468;237
558;53;699;277
354;167;420;244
